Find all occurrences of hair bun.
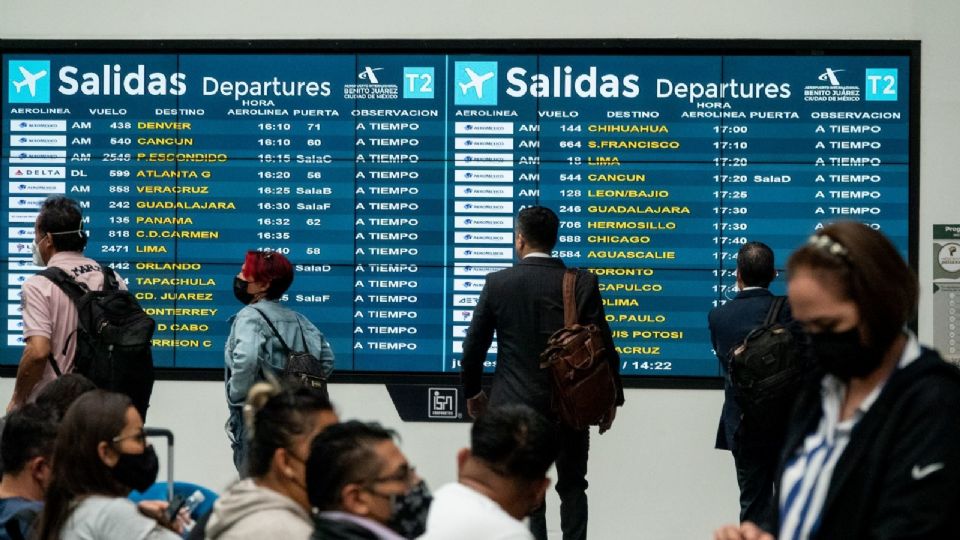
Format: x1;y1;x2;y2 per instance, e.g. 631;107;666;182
242;380;282;437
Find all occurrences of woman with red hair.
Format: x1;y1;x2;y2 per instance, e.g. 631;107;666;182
224;250;334;474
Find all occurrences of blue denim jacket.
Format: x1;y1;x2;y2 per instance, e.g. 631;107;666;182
224;299;334;407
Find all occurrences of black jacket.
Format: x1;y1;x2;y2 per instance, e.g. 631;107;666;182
707;288;793;451
768;348;960;539
460;257;624;416
313;514;381;540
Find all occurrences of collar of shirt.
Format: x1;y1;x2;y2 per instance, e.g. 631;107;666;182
739;286;765;291
317;511;405;540
820;329;921;437
45;251;85;266
523;252;552;259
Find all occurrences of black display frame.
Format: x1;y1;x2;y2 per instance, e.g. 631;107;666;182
0;38;920;390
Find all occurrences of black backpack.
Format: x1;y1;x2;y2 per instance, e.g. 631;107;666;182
729;296;805;429
251;307;329;398
39;266;155;420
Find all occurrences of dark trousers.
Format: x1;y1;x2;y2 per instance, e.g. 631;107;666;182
530;425;589;540
226;406;248;475
733;442;780;525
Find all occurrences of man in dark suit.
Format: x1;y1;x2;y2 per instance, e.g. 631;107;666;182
708;241;792;526
461;206;624;540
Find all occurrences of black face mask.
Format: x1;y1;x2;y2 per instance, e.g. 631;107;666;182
386;480;432;539
810;328;886;381
112;445;159;492
233;277;255;305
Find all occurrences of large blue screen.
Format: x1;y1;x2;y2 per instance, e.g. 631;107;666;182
1;45;914;377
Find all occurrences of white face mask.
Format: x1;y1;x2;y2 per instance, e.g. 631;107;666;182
31;238;46;267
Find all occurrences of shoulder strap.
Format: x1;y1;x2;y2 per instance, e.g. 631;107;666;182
38;267;88;302
294;316;310;353
48;354;62;377
251;307;292;354
100;266;120;291
763;296;786;326
38;268;86;370
562;269;578;327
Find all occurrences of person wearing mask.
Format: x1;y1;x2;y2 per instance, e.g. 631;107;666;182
420;404;559;540
6;196;126;413
714;222;960;540
0;405;57;540
708;241;793;525
307;421;431;540
225;250;334;472
204;381;338;540
34;390;182;540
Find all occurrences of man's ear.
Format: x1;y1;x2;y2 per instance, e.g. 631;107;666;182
456;448;471;473
29;455;50;484
532;477;551;507
340;484;371;516
97;440;119;467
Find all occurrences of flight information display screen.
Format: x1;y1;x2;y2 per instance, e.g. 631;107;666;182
0;42;916;378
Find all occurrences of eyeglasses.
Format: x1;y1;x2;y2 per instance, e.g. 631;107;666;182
371;464;416;485
112;429;147;445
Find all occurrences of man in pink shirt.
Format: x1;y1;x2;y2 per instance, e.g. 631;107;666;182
6;196;125;412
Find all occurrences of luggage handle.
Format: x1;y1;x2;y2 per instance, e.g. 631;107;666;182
144;427;175;502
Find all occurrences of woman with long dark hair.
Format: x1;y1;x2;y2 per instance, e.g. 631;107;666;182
34;390;180;540
224;250;335;472
715;222;960;539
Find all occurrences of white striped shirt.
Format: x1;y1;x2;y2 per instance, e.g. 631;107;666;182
778;331;920;540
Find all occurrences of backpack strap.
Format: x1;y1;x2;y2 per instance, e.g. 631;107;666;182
250;307;292;354
100;266;120;291
38;267;88;302
37;267;88;378
562;269;579;328
764;296;787;326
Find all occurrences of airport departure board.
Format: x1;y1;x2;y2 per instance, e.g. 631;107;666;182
1;42;916;378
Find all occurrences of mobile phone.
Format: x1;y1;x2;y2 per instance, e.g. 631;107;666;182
165;494;187;523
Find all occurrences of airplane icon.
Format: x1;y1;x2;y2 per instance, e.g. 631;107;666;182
13;66;48;97
459;68;495;98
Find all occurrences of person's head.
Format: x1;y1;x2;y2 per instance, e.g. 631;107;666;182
736;241;776;289
36;390;158;540
515;206;560;257
787;222;917;380
35;373;96;420
0;404;58;501
243;380;337;511
307;421;429;537
234;250;294;304
34;196;87;265
458;405;559;520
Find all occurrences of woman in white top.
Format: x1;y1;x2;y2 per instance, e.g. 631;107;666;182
34;390;181;540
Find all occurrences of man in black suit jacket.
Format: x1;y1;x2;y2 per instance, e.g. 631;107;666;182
708;241;792;526
461;206;624;540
